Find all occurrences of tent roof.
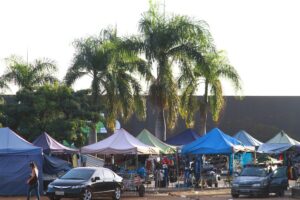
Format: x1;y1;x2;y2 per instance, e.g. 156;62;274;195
0;127;42;155
257;130;300;153
166;129;199;146
136;129;176;154
81;128;159;155
234;130;263;147
182;128;254;154
33;132;78;154
266;130;300;145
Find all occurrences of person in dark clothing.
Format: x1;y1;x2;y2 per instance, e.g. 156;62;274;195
27;161;40;200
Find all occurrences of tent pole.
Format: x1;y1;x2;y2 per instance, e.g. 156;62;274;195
176;148;179;189
136;154;138;169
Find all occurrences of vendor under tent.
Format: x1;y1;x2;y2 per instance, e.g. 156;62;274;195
182;128;254;155
257;130;300;154
166;129;199;146
33;132;78;154
234;130;262;148
0;127;43;195
81;128;159;155
137;129;176;154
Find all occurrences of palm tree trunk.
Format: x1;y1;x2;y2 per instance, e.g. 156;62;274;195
90;72;99;144
200;80;209;135
88;124;97;144
155;107;166;141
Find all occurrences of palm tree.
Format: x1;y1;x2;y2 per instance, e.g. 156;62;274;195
135;3;211;141
180;50;242;135
65;28;150;143
1;55;57;91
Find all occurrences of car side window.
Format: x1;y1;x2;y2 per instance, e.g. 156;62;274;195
272;167;286;178
103;169;115;180
96;169;104;180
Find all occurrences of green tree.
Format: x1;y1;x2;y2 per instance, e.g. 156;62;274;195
180;50;242;135
134;2;211;140
0;83;90;145
0;55;57;91
65;28;150;143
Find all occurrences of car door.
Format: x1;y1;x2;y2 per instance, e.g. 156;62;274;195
92;168;106;197
103;168;116;194
269;166;288;193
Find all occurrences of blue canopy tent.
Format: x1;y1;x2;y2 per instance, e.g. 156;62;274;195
166;129;199;146
182;128;253;154
257;130;300;154
182;128;254;175
0;127;43;195
234;130;262;148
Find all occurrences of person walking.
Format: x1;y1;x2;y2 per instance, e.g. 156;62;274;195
27;161;40;200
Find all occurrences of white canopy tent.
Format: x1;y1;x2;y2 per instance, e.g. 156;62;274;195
81;128;159;155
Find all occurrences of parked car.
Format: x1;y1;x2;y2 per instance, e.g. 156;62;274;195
231;165;288;198
46;167;123;200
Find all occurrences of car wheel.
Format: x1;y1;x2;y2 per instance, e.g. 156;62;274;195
113;186;121;200
207;180;212;187
231;193;239;198
138;185;145;197
49;196;60;200
82;188;93;200
215;182;218;188
277;188;284;197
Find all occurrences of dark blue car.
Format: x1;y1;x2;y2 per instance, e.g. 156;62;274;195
231;165;288;198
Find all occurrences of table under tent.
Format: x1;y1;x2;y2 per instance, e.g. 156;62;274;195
33;132;78;189
181;128;254;188
0;127;43;195
166;129;199;146
81;128;159;196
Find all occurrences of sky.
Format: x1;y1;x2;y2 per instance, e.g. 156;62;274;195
0;0;300;95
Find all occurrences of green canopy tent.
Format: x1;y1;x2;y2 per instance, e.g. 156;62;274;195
137;129;177;154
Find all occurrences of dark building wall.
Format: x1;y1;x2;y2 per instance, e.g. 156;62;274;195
122;96;300;142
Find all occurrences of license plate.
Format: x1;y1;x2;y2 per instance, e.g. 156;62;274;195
55;191;64;195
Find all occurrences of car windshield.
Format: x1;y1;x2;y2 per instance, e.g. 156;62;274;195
240;167;268;177
60;169;95;180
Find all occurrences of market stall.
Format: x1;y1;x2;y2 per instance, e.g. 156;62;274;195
137;129;178;187
81;128;159;195
181;128;254;187
234;130;262;165
0;127;43;195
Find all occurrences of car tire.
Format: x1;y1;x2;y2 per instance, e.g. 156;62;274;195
207;180;212;187
277;188;284;197
49;196;60;200
113;186;121;200
138;185;145;197
82;187;93;200
231;193;239;198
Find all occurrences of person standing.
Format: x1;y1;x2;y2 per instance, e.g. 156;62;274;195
27;161;40;200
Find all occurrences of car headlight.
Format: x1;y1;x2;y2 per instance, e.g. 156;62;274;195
47;184;53;189
232;183;239;187
71;185;86;189
252;183;261;187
